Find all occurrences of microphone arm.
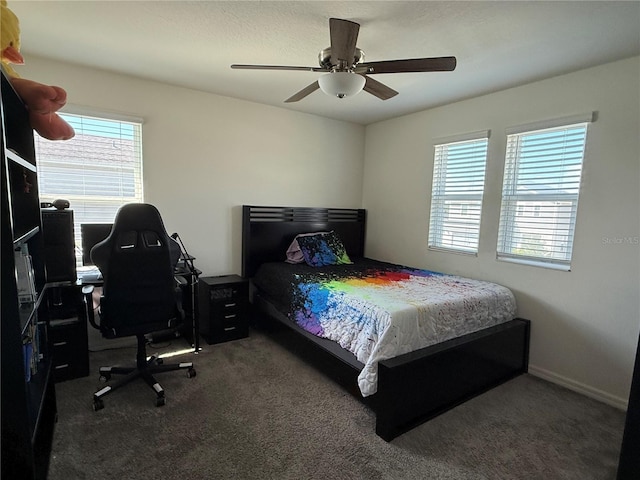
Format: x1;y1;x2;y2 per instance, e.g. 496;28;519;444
171;232;197;274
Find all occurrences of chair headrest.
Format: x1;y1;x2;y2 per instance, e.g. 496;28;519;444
110;203;168;235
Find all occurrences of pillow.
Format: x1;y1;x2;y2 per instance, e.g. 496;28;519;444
296;231;353;267
285;232;329;264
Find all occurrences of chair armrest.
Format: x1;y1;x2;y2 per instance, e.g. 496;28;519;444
82;285;100;330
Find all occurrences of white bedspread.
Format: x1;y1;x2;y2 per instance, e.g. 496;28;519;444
290;267;517;396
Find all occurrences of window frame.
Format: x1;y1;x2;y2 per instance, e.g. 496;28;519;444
428;130;490;255
496;113;594;271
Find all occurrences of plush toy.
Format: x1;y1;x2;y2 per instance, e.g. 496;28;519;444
1;0;74;140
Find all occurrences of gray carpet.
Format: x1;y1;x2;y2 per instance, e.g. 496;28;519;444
48;328;625;480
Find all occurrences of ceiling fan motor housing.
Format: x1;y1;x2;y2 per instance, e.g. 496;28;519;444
319;47;364;71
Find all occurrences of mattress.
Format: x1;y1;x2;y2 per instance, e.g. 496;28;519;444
253;258;517;396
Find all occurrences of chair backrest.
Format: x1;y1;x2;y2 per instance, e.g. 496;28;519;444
91;203;182;338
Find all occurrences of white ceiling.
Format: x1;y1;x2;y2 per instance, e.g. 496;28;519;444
9;1;640;125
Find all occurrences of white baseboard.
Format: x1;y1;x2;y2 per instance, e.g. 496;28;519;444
528;364;628;411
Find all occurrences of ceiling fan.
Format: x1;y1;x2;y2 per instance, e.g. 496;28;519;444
231;18;457;103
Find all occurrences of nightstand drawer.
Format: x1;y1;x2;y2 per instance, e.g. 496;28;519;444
209;285;244;302
214;323;249;343
50;340;89;381
212;301;245;324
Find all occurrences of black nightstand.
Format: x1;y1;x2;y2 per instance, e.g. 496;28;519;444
47;285;90;382
198;275;249;344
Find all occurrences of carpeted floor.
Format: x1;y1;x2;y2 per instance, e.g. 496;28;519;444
48;327;626;480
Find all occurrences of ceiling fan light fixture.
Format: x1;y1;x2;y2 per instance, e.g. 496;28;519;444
318;72;365;99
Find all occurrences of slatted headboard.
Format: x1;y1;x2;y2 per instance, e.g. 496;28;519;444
241;205;366;278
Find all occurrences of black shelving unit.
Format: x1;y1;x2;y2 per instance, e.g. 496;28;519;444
47;284;90;382
1;68;57;479
618;333;640;479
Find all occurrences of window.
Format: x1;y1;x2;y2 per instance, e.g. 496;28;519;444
428;131;489;254
497;113;593;270
35;112;144;264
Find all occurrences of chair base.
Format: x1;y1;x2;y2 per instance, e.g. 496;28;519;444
92;334;195;410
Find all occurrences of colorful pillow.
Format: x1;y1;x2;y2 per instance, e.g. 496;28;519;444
296;231;353;267
285;232;329;264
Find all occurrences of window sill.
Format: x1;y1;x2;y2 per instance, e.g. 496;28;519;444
496;255;570;271
428;246;478;257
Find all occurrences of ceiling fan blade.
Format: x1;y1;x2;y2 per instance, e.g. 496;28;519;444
284;81;320;103
329;18;360;67
363;76;398;100
355;56;457;74
231;64;324;72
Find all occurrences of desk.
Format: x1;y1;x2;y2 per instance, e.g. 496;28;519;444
78;266;201;353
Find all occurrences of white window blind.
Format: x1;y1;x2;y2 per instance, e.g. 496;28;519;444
35;112;143;264
428;132;489;254
497;118;590;270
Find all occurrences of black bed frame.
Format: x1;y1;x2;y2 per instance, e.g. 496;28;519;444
242;205;530;441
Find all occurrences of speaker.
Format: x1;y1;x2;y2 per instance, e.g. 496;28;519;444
41;209;77;282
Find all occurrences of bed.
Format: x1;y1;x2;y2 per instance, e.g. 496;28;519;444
242;205;530;441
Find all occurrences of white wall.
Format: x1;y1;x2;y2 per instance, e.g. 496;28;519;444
20;54;640;407
19;56;365;277
363;57;640;407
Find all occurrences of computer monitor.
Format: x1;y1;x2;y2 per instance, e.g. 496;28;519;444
80;223;113;266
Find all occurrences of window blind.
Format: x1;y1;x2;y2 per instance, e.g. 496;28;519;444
497;121;589;270
35;112;143;264
428;133;489;254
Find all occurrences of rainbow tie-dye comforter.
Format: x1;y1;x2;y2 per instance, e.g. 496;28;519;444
254;259;516;397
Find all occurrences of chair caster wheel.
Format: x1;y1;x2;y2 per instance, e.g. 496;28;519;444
99;373;111;382
156;397;166;407
93;399;104;411
156;358;163;365
187;368;196;378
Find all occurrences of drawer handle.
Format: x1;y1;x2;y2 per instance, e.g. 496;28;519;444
224;314;236;319
55;364;69;369
53;341;67;347
225;303;236;308
223;327;237;332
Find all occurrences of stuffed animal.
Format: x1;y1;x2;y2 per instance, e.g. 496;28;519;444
1;0;74;140
0;0;21;77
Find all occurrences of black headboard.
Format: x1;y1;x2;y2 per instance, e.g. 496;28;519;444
242;205;366;278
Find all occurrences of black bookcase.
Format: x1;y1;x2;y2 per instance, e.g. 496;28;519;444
1;68;57;479
618;333;640;479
